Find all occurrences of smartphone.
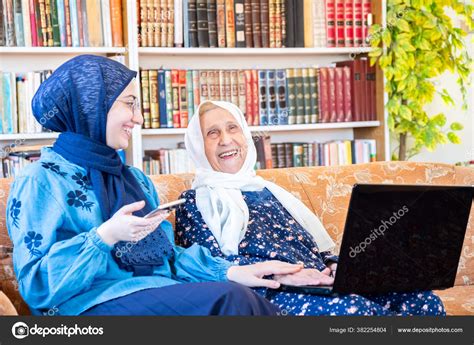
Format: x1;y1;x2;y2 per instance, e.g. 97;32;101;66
144;198;186;219
277;284;334;295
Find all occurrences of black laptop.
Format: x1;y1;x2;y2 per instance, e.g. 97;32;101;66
279;184;473;295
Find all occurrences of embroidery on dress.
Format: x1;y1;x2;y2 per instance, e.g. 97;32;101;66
41;162;68;177
24;231;43;257
66;190;95;211
9;198;21;228
71;172;93;192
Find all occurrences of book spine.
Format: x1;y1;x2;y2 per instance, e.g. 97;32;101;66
161;0;168;47
186;70;194;119
275;143;284;168
244;70;253;125
216;0;226;47
266;70;277;125
293;143;303;167
171;70;180;128
243;0;252;47
167;0;174;47
199;70;209;102
342;66;352;122
148;0;155;47
192;70;201;114
328;67;337;122
251;0;261;48
354;0;362;47
179;70;188;128
225;0;235;47
258;70;267;125
76;0;84;46
158;70;168;128
312;0;326;47
302;68;311;124
325;0;335;47
369;62;376;121
196;0;209;47
69;0;79;47
335;67;345;122
174;0;183;47
279;0;285;47
208;70;216;99
294;68;305;125
183;0;189;47
362;0;371;46
234;0;245;48
268;0;275;48
284;0;294;47
285;143;293;167
154;0;161;47
165;70;174;127
139;0;147;47
335;0;345;47
308;67;318;124
207;0;217;47
303;0;313;48
141;70;151;129
251;70;259;125
86;0;102;47
319;68;329;123
110;0;123;46
238;70;247;117
259;0;269;47
230;70;239;106
271;144;278;168
149;70;160;129
15;0;26;46
38;0;48;46
275;69;288;125
294;0;304;47
80;0;88;46
275;0;282;47
285;68;296;125
188;0;198;47
344;0;353;47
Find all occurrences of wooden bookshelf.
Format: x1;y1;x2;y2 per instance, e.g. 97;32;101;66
0;0;389;172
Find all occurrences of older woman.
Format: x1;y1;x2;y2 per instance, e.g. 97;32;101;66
175;100;446;316
5;56;306;316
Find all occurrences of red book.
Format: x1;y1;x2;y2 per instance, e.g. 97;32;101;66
335;59;363;121
325;0;335;47
178;70;189;128
77;0;84;47
29;0;38;46
342;66;352;122
64;0;72;47
318;68;329;123
368;62;376;120
354;0;363;47
344;0;353;47
335;67;345;122
362;0;371;46
335;0;345;47
327;68;337;122
359;58;367;121
171;70;181;128
244;70;254;125
251;70;259;126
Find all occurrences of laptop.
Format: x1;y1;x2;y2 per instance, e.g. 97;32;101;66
279;184;473;295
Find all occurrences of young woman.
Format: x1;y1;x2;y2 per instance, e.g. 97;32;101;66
6;55;303;316
175;100;446;316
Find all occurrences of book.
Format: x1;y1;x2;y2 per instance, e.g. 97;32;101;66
179;70;189;128
225;0;235;47
187;0;198;47
303;0;313;48
344;0;353;47
171;70;180;128
354;0;363;46
335;0;345;47
285;68;296;125
243;0;252;47
158;70;168;127
308;68;319;124
216;0;226;47
268;0;276;48
251;0;261;47
294;0;304;47
302;68;311;124
140;70;151;129
149;69;160;128
259;0;269;47
275;69;288;125
207;0;217;47
325;0;335;47
258;70;268;125
266;70;277;125
294;68;304;124
196;0;209;47
234;0;245;47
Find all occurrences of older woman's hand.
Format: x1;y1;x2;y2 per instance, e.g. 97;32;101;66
97;201;170;246
226;261;304;289
273;268;335;287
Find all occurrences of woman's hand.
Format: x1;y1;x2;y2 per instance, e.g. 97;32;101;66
97;201;170;246
226;261;304;289
273;268;335;287
327;262;337;277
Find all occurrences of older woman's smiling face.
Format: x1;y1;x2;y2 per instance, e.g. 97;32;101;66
200;106;248;174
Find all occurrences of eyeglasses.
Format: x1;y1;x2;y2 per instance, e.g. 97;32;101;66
116;98;140;115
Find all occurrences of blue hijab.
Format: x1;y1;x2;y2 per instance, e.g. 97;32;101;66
31;55;173;276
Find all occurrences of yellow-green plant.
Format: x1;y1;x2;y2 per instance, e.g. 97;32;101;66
369;0;473;160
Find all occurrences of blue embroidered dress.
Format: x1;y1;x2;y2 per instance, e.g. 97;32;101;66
176;188;446;316
6;148;232;316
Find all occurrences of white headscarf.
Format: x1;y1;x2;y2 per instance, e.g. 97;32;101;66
185;100;335;256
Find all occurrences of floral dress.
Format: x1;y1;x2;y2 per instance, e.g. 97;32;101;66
176;188;445;316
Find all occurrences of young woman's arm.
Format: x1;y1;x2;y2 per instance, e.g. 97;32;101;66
6;176;113;312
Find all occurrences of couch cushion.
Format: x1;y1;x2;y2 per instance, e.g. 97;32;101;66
435;286;474;315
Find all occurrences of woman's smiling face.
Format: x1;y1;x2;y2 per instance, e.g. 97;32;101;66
200;106;248;174
106;79;143;150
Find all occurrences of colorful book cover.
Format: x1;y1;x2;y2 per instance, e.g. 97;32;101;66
158;70;168;128
275;69;288;125
258;70;268;125
266;70;277;125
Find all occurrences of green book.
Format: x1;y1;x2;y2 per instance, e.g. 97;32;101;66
285;68;297;125
309;68;319;124
50;0;61;46
294;68;305;125
302;68;311;124
293;143;304;167
165;70;174;128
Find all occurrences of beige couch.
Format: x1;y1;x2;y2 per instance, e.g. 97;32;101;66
1;161;473;315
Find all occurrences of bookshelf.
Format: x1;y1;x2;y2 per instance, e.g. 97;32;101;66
0;0;389;174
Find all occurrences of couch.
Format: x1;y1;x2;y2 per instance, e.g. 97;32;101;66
0;161;473;315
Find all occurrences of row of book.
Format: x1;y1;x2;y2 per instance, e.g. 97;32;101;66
1;70;52;134
0;0;124;47
140;58;377;129
138;0;373;48
142;137;377;175
255;137;377;169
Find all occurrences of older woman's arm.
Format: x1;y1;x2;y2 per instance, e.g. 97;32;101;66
6;177;111;312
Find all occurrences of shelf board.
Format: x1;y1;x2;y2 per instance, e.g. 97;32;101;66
142;121;381;136
0;133;59;141
0;47;127;54
138;47;374;56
